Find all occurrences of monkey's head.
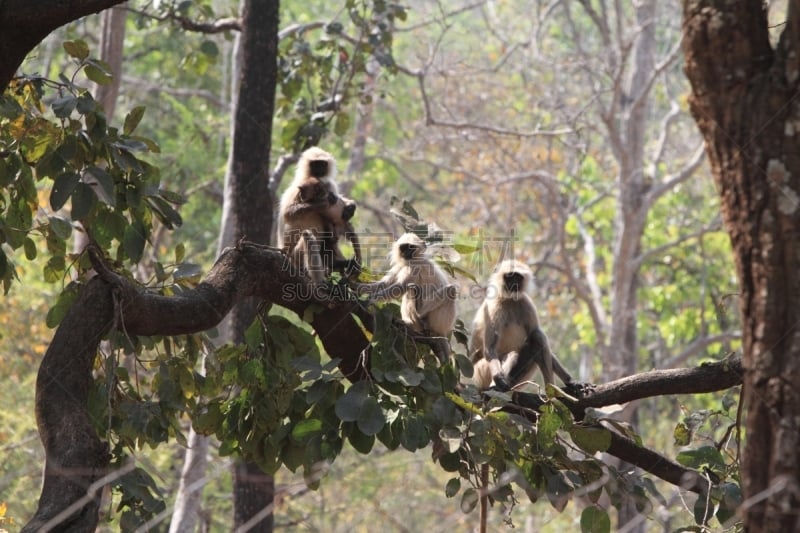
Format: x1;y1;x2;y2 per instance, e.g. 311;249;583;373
394;233;426;262
296;146;336;183
492;260;532;297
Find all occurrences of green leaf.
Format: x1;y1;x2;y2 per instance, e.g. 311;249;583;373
445;477;461;498
84;62;113;85
43;256;66;284
63;39;90;60
676;445;725;471
334;112;351;136
693;493;713;525
356;397;385;436
123;106;146;135
569;425;612;454
52;95;78;118
537;409;562;449
580;506;611;533
175;242;186;263
716;483;742;526
123;221;147;263
673;421;691;446
460;488;479;513
0;249;6;279
200;40;219;57
347;426;375;454
147;195;183;229
291;418;322;441
23;238;37;261
86;166;115;206
335;385;368;422
0;94;23;119
48;215;73;239
71;182;95;220
50;172;81;211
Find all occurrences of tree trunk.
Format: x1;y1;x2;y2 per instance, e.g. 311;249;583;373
601;3;656;530
94;5;126;119
681;1;800;531
223;0;279;531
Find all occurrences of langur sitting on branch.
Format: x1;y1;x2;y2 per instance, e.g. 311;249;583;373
358;232;458;361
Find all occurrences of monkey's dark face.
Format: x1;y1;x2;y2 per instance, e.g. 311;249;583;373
503;272;525;293
309;159;330;178
399;243;420;260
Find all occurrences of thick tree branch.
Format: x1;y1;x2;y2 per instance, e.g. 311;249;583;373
0;0;126;91
24;243;370;531
513;356;743;495
572;356;743;410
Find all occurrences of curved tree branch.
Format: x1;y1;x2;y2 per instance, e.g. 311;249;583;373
0;0;126;91
25;239;746;529
23;243;370;531
514;356;744;495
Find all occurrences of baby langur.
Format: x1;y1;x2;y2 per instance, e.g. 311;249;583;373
360;233;458;362
470;260;574;391
277;147;361;282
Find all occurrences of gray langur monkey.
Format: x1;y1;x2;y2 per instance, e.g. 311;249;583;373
277;146;361;282
470;259;573;391
359;233;458;361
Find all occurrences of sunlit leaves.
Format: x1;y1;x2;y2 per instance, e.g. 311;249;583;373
123;106;146;135
275;2;398;150
63;39;90;61
569;424;612;455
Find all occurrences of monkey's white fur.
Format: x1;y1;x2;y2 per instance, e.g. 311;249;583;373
362;233;458;343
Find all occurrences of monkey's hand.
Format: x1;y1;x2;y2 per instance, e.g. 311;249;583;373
491;375;512;392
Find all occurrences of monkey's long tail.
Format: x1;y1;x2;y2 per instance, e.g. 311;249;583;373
479;463;489;533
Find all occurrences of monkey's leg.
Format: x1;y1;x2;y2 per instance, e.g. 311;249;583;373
297;231;326;284
518;328;554;385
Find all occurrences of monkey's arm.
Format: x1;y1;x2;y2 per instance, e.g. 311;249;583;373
484;307;501;361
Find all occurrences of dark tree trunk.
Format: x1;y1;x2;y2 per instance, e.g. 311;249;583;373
0;0;125;91
222;0;279;530
682;1;800;531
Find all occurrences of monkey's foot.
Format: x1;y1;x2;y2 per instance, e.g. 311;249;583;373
564;381;596;398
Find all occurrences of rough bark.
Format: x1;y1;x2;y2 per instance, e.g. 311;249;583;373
0;0;126;91
225;0;280;528
682;1;800;531
23;244;371;531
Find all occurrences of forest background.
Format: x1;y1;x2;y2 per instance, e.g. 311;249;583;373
3;0;789;531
